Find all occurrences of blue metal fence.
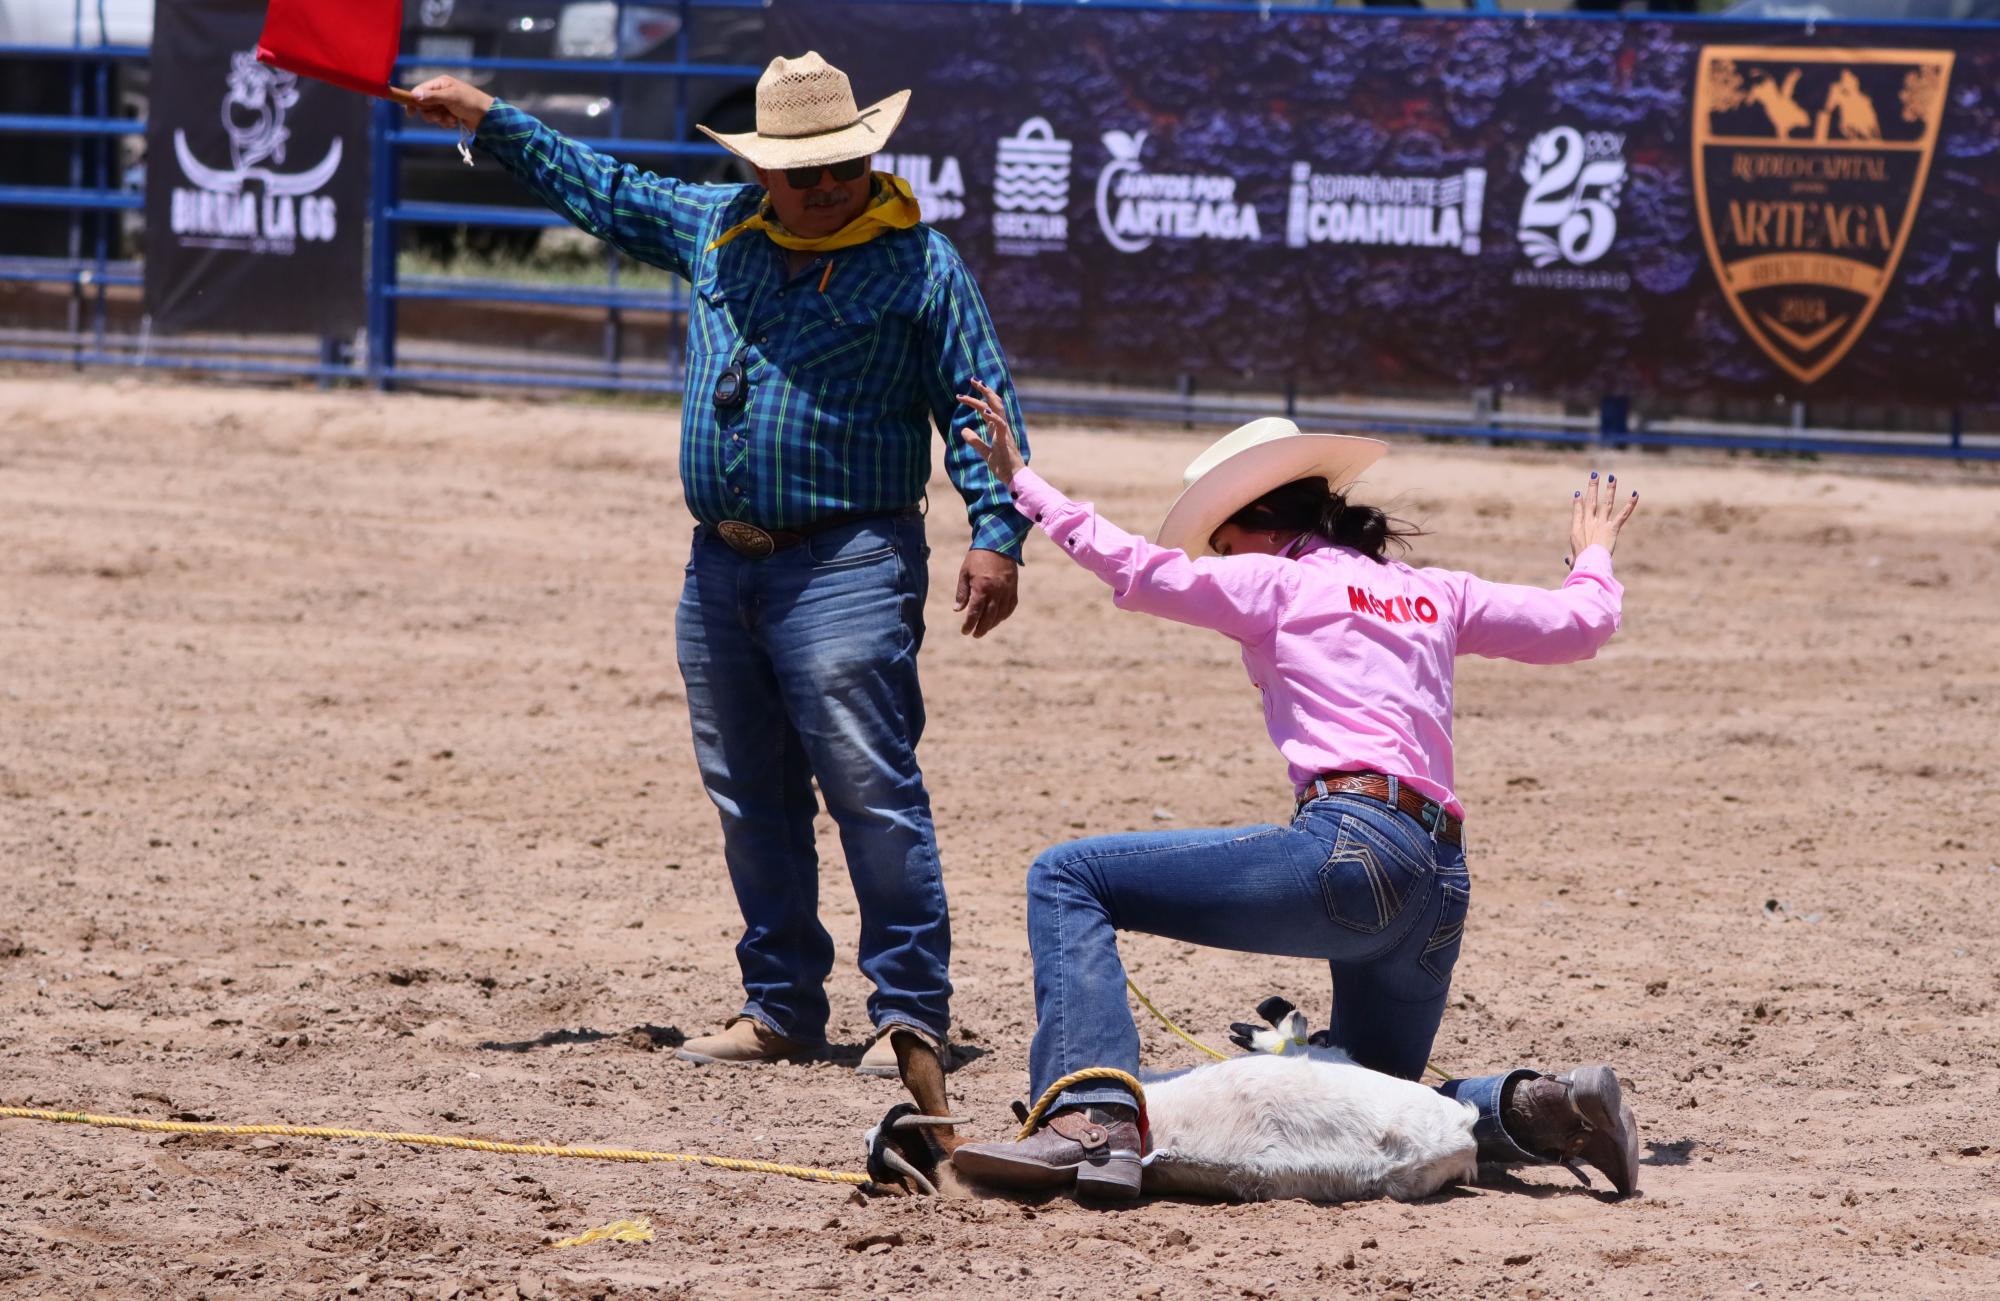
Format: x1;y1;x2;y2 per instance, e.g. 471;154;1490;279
0;0;1992;459
366;0;767;392
0;35;143;367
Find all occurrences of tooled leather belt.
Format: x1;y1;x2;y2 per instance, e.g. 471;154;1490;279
1296;771;1464;847
710;505;920;560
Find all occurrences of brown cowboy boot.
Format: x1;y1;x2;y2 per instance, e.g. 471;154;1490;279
673;1017;809;1066
1503;1064;1642;1197
951;1104;1144;1201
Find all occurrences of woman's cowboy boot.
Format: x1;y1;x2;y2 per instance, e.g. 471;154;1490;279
950;1105;1143;1200
1503;1064;1642;1196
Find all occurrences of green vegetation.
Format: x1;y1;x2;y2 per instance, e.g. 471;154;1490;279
398;228;686;290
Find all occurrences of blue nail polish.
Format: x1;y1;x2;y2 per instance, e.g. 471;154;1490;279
1590;471;1598;479
1574;490;1581;498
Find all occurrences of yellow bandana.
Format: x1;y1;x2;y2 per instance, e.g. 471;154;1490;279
707;173;923;253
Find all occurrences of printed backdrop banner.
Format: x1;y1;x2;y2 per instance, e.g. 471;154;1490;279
771;3;2000;404
146;0;368;335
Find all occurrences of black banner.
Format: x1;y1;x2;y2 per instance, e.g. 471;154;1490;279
773;3;2000;405
145;0;368;336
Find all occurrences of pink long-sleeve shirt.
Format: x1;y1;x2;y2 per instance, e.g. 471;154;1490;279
1008;468;1624;818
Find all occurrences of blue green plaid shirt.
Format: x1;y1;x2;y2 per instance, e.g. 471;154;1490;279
475;102;1032;559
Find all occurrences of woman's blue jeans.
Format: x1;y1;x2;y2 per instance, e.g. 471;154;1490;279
674;513;950;1046
1027;793;1539;1164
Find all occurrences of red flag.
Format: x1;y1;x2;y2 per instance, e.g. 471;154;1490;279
256;0;407;102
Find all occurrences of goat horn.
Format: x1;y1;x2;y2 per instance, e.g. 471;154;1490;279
879;1147;938;1196
891;1113;969;1130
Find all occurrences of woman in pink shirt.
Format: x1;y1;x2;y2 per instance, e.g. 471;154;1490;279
947;381;1642;1203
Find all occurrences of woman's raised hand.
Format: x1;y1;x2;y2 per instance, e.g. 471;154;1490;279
956;378;1026;483
1569;471;1639;564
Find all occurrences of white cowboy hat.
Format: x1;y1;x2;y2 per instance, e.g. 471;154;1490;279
1156;419;1388;558
697;52;909;172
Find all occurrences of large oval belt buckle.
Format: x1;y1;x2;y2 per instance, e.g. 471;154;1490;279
716;519;776;560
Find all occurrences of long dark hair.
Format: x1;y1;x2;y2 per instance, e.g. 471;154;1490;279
1226;477;1422;563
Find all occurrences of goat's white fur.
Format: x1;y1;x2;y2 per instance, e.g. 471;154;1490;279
1141;1048;1478;1202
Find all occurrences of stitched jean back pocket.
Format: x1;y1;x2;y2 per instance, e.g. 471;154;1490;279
1316;811;1435;935
1419;876;1471;986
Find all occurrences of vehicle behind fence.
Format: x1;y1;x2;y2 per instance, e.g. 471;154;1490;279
1;0;1995;459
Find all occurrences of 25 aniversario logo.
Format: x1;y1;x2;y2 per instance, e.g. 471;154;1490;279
1511;127;1630;291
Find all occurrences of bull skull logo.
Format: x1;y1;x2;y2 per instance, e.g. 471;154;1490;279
174;46;343;197
222;51;300;173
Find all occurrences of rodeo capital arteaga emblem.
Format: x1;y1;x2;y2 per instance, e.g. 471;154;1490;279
1693;47;1953;385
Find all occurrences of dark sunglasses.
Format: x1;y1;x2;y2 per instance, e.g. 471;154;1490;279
782;157;869;190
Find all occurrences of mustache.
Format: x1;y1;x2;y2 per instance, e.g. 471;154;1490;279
802;188;852;209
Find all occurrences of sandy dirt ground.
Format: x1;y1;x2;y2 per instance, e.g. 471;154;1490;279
2;374;1997;1300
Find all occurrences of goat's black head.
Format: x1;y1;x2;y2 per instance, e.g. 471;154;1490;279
864;1101;965;1196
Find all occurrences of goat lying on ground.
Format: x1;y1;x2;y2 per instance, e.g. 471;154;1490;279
1139;1046;1476;1201
866;1000;1477;1203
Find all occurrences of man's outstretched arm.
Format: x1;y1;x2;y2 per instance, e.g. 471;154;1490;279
407;76;709;278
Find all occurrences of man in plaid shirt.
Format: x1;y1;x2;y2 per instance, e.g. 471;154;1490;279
410;53;1028;1078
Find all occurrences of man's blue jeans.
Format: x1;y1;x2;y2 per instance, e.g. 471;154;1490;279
675;512;950;1046
1026;793;1540;1164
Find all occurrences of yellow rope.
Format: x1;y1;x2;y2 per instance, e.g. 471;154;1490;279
1126;976;1453;1081
0;1107;873;1188
552;1217;656;1249
1014;1067;1146;1141
1126;977;1228;1062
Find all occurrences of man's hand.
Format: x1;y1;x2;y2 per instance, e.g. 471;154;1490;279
407;76;495;132
955;549;1019;639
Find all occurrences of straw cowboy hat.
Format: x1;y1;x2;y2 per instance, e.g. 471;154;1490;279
1156;419;1388;558
697;52;909;171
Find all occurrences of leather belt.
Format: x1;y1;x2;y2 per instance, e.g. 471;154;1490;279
1296;771;1463;846
711;506;919;560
